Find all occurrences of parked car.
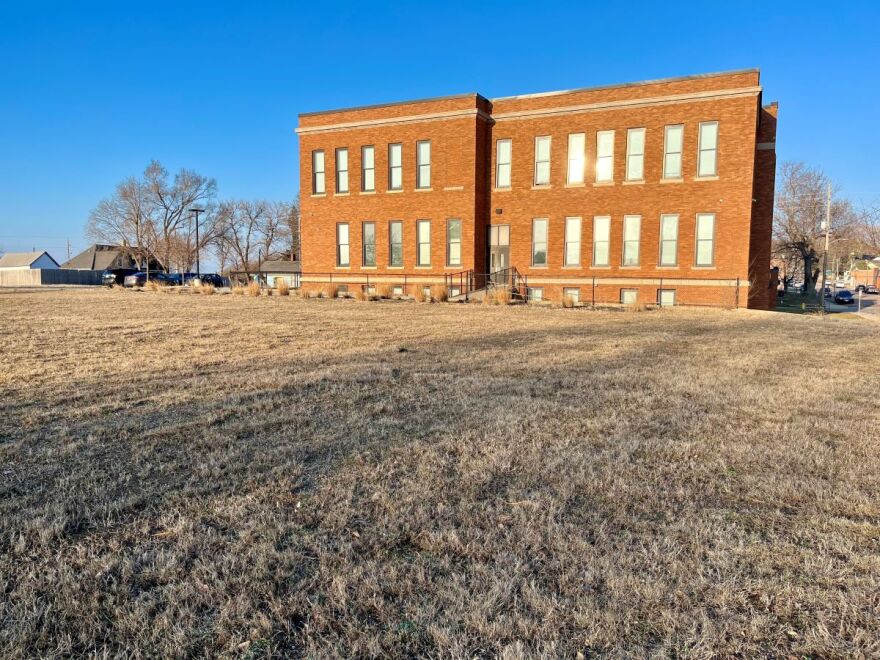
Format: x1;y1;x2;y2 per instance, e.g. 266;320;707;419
123;272;176;288
824;287;833;298
196;273;227;287
834;290;854;304
867;285;879;294
102;267;139;286
855;284;866;293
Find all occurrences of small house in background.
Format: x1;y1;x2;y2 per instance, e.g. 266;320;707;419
259;260;301;288
0;251;60;271
62;244;162;271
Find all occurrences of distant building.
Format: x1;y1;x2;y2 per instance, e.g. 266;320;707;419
259;260;301;287
62;244;162;271
0;251;60;270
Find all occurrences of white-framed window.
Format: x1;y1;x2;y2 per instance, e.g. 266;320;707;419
532;218;548;266
659;214;679;266
389;220;403;267
528;287;543;302
422;285;432;298
663;125;683;179
336;223;350;267
417;219;431;266
388;143;403;190
362;221;376;267
563;287;580;303
312;150;325;194
336;284;348;296
592;216;611;267
695;213;715;266
416;140;431;189
596;130;614;183
564;216;581;267
657;289;676;307
449;286;461;297
392;285;404;296
622;215;641;267
534;136;551;186
698;121;718;177
567;133;585;184
620;289;638;305
626;128;645;181
447;218;461;267
361;145;375;192
496;139;512;188
335;148;349;193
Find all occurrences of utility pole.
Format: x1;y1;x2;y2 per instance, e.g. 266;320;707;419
67;239;70;262
189;208;205;278
820;183;831;313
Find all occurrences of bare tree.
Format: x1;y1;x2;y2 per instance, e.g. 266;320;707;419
214;200;297;275
86;177;153;269
857;204;880;255
773;162;858;294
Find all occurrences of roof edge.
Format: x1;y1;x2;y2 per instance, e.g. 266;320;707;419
299;92;490;119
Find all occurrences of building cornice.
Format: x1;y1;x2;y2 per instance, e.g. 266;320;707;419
296;108;493;136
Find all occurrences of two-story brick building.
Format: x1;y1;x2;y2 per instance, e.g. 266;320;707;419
296;69;777;308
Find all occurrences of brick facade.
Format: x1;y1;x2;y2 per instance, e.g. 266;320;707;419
296;69;777;308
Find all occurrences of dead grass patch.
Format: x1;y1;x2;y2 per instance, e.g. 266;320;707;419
276;280;290;297
246;281;261;297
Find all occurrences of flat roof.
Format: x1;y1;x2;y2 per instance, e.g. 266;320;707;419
297;68;759;119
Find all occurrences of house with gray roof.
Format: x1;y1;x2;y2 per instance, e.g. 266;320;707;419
0;251;60;270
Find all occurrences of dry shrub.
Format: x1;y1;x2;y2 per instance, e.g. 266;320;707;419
377;284;393;299
231;285;245;296
276;280;290;296
247;281;261;297
145;279;162;292
561;294;575;308
323;284;339;299
430;285;449;302
484;287;510;305
199;284;216;296
625;302;650;313
413;287;427;303
354;288;368;301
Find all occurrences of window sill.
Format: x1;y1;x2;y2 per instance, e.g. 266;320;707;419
564;183;586;188
622;180;645;186
415;188;433;192
386;189;404;194
531;184;552;190
334;266;351;270
656;266;679;270
529;265;549;270
589;266;612;270
359;190;376;195
693;175;719;182
414;266;433;270
692;266;717;270
659;178;683;184
445;265;463;270
361;266;377;270
310;193;327;198
561;266;582;270
494;187;512;192
334;192;350;197
620;266;641;270
593;181;614;187
387;266;404;270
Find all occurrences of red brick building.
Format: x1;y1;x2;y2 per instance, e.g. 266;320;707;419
296;69;778;308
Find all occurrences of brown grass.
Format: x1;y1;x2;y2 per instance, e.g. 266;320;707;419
561;294;576;308
199;283;216;296
145;279;162;292
275;280;290;297
430;284;449;302
322;284;339;299
413;286;428;303
377;284;393;299
1;288;879;657
484;287;511;305
625;301;651;313
231;284;245;296
246;281;261;297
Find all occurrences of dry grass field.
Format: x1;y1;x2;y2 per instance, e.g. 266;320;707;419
1;288;879;658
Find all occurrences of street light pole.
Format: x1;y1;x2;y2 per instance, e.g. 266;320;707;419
820;184;831;313
190;208;205;277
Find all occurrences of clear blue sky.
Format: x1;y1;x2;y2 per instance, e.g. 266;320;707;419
1;0;878;258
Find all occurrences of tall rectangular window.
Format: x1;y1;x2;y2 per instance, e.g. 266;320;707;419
659;214;679;266
312;150;325;194
626;128;645;181
388;143;403;190
416;220;431;266
695;213;715;265
361;146;375;192
622;215;641;266
592;216;610;266
596;130;615;183
534;136;551;186
564;216;581;266
335;148;349;193
362;222;376;267
447;219;461;267
567;133;585;184
698;122;718;177
336;223;349;267
532;218;548;266
416;140;431;189
663;125;683;179
389;221;403;267
496;139;512;188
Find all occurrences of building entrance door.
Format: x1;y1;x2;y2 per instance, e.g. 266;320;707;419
489;225;510;282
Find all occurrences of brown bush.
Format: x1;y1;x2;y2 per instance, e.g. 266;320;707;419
323;284;339;299
231;285;245;296
430;285;449;302
413;287;428;303
377;284;393;299
276;280;290;297
561;294;575;308
625;302;650;313
199;283;216;296
354;287;368;301
247;281;261;297
145;279;162;292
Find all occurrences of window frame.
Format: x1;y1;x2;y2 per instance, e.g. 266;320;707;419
657;289;676;307
528;287;544;302
334;147;349;194
361;221;376;267
563;287;580;304
312;150;325;194
388;220;403;267
531;218;549;267
663;125;684;179
416;140;431;189
592;215;611;267
388;143;403;191
625;128;645;182
622;215;641;267
620;288;638;305
564;216;581;267
695;213;716;266
361;145;375;192
658;214;679;267
336;222;350;267
697;121;719;177
567;132;585;185
446;218;462;267
534;136;551;186
595;130;615;183
416;219;431;267
496;138;512;189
